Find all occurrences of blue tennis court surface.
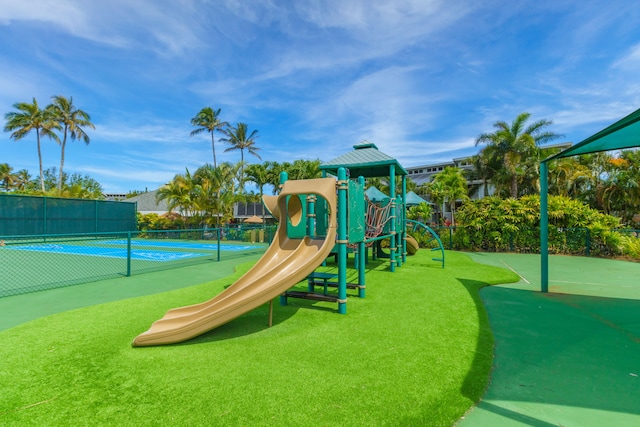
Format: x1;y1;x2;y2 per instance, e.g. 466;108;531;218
9;244;209;262
99;240;261;252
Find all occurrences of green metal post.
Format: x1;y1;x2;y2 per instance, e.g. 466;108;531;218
307;195;316;239
43;196;47;238
389;164;396;272
279;171;290;307
126;232;132;277
95;200;99;233
337;167;348;314
401;175;407;264
540;161;549;293
585;228;591;256
217;227;221;262
358;176;366;298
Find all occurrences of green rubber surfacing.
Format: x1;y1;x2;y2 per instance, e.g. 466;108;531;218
458;253;640;427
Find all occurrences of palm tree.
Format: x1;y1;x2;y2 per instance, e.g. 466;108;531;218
156;169;197;217
245;163;270;222
13;169;32;192
221;122;261;190
430;166;469;226
475;112;562;198
4;98;60;192
48;96;95;193
190;107;228;168
0;163;14;191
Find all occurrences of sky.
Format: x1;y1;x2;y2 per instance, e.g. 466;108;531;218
1;0;640;194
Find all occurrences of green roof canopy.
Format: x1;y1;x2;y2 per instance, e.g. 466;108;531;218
320;142;408;178
544;107;640;162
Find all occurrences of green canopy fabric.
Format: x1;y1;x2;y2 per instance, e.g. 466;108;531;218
544;107;640;161
365;186;388;202
405;191;431;206
540;107;640;292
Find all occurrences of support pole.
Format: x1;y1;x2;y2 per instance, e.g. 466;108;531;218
389;164;396;272
401;175;407;264
337;167;348;314
358;176;366;298
279;171;290;306
540;161;549;293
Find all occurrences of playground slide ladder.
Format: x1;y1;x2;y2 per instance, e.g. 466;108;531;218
406;220;445;268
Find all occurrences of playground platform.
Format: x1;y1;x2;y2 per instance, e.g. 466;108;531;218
458;252;640;427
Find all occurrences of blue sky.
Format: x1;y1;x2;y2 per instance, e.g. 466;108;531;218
1;0;639;194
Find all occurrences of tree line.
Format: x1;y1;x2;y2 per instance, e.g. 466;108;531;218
4;101;638;231
3;96;94;194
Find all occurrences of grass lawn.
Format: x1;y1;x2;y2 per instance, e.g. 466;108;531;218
0;250;518;426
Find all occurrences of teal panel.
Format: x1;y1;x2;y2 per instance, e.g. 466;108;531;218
286;194;307;239
315;196;329;238
348;180;365;243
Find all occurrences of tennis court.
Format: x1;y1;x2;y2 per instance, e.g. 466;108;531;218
0;238;267;298
6;241;262;262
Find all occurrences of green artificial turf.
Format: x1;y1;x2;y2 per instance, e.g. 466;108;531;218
0;251;518;426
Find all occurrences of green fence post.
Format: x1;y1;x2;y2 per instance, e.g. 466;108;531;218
449;227;453;250
585;228;590;256
217;228;221;261
43;196;47;239
126;231;132;277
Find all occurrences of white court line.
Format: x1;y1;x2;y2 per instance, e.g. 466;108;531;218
499;259;531;285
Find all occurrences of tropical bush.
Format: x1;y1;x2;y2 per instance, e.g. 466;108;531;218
450;195;625;257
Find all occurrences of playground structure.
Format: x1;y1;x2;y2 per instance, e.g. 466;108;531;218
134;143;444;346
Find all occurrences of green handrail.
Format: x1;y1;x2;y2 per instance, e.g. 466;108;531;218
406;219;445;269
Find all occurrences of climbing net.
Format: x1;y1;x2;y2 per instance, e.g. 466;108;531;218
364;197;394;242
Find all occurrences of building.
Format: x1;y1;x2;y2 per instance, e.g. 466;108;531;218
124;189;270;222
405;142;573;221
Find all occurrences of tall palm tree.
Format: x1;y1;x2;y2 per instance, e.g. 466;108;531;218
48;96;95;193
221;122;261;190
475;112;562;198
4;98;60;192
190;107;228;168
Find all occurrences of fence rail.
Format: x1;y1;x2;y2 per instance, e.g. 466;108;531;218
0;226;276;298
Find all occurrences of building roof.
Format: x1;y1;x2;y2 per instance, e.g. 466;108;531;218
124;189;169;213
320;142;408;178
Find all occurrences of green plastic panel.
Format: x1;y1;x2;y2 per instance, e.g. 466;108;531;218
286;194;307;239
348;180;365;243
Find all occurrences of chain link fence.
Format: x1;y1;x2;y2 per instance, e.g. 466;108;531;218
0;226;276;298
409;225;640;258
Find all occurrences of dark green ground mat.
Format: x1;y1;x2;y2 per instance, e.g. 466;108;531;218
458;253;640;427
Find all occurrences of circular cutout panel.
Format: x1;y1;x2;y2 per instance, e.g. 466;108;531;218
287;195;303;227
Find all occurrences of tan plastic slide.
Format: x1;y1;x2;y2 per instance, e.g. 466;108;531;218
132;177;337;346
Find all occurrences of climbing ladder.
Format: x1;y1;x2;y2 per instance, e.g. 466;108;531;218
406;219;445;268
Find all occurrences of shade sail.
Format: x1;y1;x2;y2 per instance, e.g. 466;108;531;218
364;186;388;202
545;107;640;162
405;191;431;206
